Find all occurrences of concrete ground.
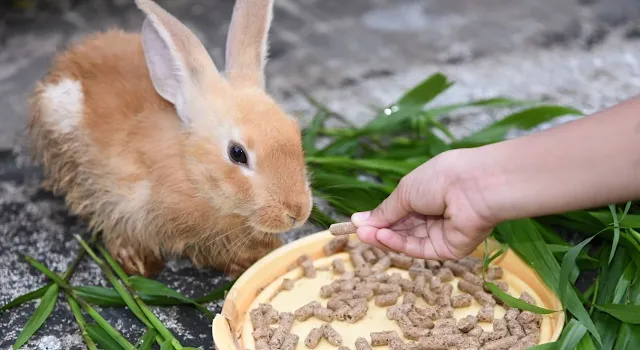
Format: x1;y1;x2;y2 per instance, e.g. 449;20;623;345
3;0;640;348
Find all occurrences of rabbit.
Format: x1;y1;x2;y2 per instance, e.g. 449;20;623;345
27;0;312;278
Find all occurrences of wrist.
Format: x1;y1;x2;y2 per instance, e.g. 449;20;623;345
440;147;506;227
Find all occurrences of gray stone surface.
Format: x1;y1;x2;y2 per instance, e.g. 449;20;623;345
4;0;640;348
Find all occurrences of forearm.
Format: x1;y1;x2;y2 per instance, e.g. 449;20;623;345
468;96;640;223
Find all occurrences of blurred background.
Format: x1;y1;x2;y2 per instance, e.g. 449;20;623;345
3;0;640;348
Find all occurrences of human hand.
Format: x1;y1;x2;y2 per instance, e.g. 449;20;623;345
351;149;497;260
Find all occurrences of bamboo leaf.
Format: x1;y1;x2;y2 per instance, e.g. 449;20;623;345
594;304;640;324
496;219;602;345
195;280;236;304
74;286;126;306
610;204;621;263
67;295;98;350
455;105;582;147
558;319;588;350
484;282;558;314
306;157;419;176
129;276;214;319
12;284;59;349
559;232;599;308
613;263;635;304
135;328;158;350
302;111;328;155
1;283;52;312
160;338;175;350
86;323;125;350
395;73;453;107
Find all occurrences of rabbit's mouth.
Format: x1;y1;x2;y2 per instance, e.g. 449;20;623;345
249;207;306;234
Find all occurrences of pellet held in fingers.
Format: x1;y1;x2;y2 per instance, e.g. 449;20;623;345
370;331;398;346
294;301;320;321
355;337;372;350
330;222;357;236
322;323;343;346
305;327;323;349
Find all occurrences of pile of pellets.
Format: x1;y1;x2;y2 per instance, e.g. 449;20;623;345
249;234;542;350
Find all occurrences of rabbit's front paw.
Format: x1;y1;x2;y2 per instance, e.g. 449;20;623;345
110;241;165;277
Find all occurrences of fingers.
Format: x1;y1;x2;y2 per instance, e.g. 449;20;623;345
352;177;412;229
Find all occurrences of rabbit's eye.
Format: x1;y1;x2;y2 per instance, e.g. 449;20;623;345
228;143;248;166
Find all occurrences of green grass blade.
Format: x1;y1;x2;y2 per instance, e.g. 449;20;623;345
135;328;158;350
86;323;125;350
395;73;453;107
496;219;602;345
1;283;52;312
12;284;59;350
621;201;633;222
129;276;214;319
610;204;621;264
484;282;558;314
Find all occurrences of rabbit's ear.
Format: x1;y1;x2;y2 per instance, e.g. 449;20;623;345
135;0;224;126
224;0;274;89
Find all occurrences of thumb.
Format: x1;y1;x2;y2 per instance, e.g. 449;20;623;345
352;178;411;228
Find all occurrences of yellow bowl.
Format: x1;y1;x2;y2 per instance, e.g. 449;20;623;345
212;230;565;349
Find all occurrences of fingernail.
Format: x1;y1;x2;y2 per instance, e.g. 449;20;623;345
351;211;371;225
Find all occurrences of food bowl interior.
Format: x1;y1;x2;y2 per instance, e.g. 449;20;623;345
212;230;565;349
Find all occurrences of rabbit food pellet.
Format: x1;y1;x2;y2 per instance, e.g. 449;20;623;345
281;333;299;350
355;337;372;350
314;306;334;322
247;239;545;350
370;331;398;346
305;327;323;349
330;222;357;236
322;323;343;346
294;301;319;321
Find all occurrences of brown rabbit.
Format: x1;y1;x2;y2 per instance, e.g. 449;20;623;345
27;0;312;277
